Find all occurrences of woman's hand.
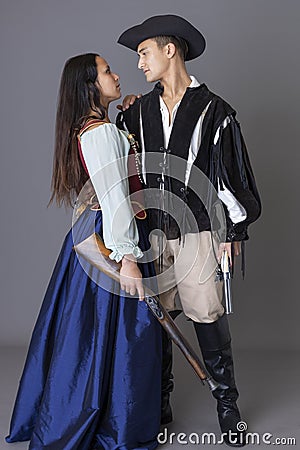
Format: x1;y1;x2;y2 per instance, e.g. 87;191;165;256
116;94;142;111
120;255;144;301
217;241;241;266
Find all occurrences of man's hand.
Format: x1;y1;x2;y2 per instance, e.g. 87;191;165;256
120;256;144;301
217;242;241;266
116;94;142;111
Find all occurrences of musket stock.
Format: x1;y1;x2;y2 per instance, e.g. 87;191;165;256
74;233;220;391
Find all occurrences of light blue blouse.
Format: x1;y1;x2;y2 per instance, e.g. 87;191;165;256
80;123;143;262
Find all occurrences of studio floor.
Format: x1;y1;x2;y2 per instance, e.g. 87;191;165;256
1;346;299;449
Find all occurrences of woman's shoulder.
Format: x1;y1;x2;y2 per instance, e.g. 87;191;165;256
80;120;113;136
81;121;127;141
80;121;130;161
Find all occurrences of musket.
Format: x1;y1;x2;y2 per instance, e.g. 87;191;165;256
74;233;220;392
220;249;233;314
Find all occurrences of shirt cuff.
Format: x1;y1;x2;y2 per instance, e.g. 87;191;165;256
226;222;249;242
108;244;144;262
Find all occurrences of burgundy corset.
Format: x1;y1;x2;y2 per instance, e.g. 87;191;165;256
77;120;145;219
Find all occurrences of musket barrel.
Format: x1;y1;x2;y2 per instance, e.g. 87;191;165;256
221;250;233;314
224;277;233;314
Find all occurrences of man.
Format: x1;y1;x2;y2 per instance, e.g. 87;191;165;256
116;15;261;447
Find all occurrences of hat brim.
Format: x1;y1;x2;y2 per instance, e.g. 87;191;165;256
117;14;206;61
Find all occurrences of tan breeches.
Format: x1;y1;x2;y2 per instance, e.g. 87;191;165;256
150;231;224;323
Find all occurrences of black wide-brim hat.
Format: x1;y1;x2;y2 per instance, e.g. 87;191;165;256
117;14;206;61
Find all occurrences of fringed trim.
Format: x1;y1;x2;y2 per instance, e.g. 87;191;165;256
230;117;249;190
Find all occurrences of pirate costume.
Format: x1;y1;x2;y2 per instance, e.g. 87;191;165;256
6;121;162;450
117;15;261;447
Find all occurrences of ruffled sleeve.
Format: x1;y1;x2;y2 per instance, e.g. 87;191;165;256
80;123;143;262
214;114;262;242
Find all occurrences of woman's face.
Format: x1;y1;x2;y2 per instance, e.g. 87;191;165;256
95;56;121;105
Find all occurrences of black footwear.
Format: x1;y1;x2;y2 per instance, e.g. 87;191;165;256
160;310;181;425
218;405;246;447
161;393;173;425
193;314;246;447
160;327;174;425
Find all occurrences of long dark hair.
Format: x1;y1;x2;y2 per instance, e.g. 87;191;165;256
49;53;105;208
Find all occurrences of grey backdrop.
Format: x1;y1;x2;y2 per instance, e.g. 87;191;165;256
0;0;299;350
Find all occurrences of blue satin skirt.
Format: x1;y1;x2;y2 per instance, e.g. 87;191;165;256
5;208;162;449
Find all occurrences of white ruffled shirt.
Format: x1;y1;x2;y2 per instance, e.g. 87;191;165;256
139;76;247;224
80;123;143;262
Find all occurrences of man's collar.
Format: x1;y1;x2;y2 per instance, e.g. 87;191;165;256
154;75;201;97
189;75;201;88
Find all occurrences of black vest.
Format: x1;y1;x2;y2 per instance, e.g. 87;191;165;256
117;83;236;238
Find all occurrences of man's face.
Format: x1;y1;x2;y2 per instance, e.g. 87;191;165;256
137;39;170;83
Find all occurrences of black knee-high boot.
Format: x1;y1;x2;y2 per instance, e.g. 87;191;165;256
193;314;246;447
160;328;174;425
161;310;182;425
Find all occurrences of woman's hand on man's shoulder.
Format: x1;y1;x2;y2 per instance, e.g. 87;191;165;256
116;94;142;111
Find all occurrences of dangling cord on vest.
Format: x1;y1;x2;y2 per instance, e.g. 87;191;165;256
179;186;189;247
241;240;246;279
157;146;171;272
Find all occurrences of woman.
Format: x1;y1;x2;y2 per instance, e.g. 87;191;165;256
5;53;161;450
